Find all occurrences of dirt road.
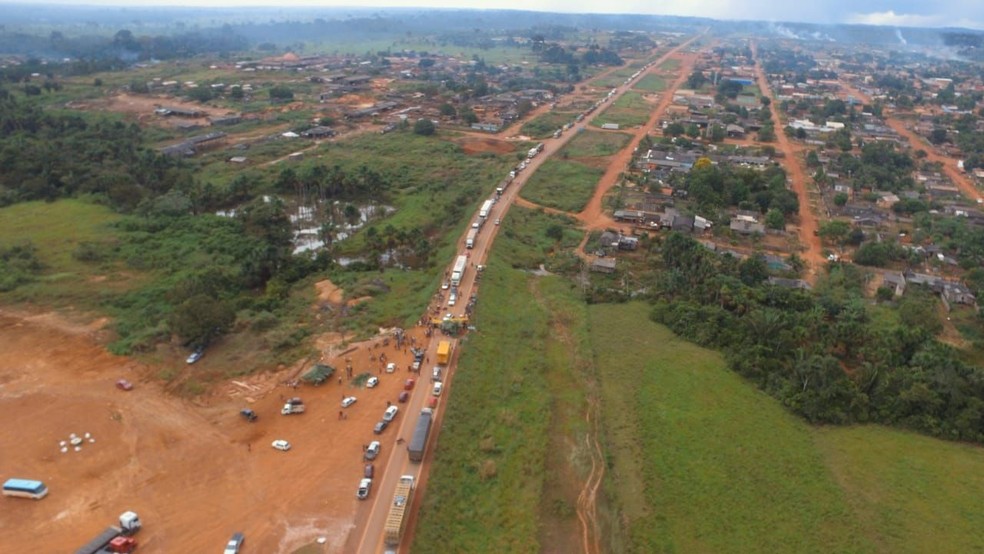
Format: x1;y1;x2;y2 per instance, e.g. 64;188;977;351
838;81;983;203
751;41;825;280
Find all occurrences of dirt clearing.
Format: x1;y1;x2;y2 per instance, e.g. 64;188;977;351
0;306;428;553
457;137;516;156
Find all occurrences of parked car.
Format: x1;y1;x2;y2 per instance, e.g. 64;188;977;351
412;360;421;371
448;293;457;306
367;376;379;388
398;391;410;403
431;367;442;382
404;378;415;390
223;532;245;554
364;441;381;460
427;396;439;410
186;347;205;365
386;362;397;373
432;382;444;397
495;218;501;225
271;439;291;451
373;420;389;434
341;396;357;408
115;379;133;391
364;463;375;478
239;409;258;422
441;281;450;290
383;405;399;422
357;478;372;500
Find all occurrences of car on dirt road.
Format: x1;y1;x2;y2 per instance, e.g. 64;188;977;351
357;478;372;500
373;420;389;434
441;281;450;290
223;532;245;554
367;376;379;388
115;379;133;391
239;409;258;422
404;378;415;390
341;396;357;408
386;362;396;373
398;391;410;403
432;382;444;397
495;217;501;225
364;463;375;478
271;440;291;451
364;441;381;460
383;405;399;422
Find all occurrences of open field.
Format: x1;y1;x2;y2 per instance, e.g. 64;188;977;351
632;74;667;92
562;129;632;158
590;301;984;553
590;91;652;129
520;159;604;213
658;58;681;71
520;111;579;139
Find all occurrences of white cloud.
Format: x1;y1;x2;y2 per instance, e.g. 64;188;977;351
846;10;984;30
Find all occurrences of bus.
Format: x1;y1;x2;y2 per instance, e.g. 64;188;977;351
3;478;49;499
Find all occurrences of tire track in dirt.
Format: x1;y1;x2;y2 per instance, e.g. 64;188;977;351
576;398;606;554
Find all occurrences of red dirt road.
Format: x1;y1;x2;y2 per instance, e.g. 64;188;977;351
0;307;428;554
751;42;825;280
838;81;984;203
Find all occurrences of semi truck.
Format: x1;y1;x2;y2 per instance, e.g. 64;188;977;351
450;255;467;286
436;340;452;365
479;199;493;219
465;228;478;249
75;511;141;554
383;475;415;546
408;408;434;463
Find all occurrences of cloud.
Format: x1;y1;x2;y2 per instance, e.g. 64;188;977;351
846;10;984;29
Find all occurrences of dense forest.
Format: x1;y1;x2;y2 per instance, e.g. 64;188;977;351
651;232;984;442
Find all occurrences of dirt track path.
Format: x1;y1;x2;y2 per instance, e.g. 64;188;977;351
751;42;825;280
838;82;983;203
576;50;699;231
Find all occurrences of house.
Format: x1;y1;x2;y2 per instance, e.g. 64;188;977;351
943;281;976;306
301;126;337;138
726;124;745;137
471;122;500;133
613;210;646;223
876;192;900;209
618;236;640;251
599;231;621;249
590;258;617;273
210;115;242;126
882;272;906;296
601;123;620;130
767;277;813;290
730;217;765;235
672;215;695;233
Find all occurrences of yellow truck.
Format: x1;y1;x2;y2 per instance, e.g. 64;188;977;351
436;341;452;365
383;475;415;546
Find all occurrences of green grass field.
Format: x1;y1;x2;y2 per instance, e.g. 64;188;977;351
0;199;135;306
520;159;604;213
561;129;632;158
520;111;578;139
633;74;667;92
659;58;681;72
591;301;984;553
591;91;652;129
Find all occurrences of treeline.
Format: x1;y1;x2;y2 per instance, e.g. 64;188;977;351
0;91;187;209
650;232;984;442
673;162;798;219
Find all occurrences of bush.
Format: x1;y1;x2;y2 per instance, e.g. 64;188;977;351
414;119;436;136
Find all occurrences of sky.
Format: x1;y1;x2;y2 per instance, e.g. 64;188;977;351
22;0;984;30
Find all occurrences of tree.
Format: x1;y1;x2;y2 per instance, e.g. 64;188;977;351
760;95;771;107
413;118;436;136
186;86;213;103
765;208;786;230
438;103;456;118
664;122;685;137
168;294;235;346
686;70;706;90
833;192;849;206
929;128;948;145
709;124;726;143
460;107;478;125
268;85;294;101
757;124;775;142
818;220;850;245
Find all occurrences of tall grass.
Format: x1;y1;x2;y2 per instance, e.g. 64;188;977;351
520;159;604;213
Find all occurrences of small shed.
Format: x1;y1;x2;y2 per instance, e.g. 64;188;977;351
590;258;617;274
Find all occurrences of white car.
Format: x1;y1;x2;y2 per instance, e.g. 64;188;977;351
271;439;291;451
386;362;396;373
367;376;379;388
441;281;450;290
341;396;357;408
383;405;399;422
364;441;381;460
448;293;457;307
432;382;444;397
495;218;501;226
186;347;204;364
357;478;372;500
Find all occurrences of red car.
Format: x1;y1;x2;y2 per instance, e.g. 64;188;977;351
115;379;134;391
398;391;410;403
427;397;438;410
404;378;415;391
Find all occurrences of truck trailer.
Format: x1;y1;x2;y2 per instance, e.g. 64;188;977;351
436;340;452;365
75;511;141;554
450;255;467;286
408;408;434;463
383;476;415;546
465;228;478;249
479;199;493;219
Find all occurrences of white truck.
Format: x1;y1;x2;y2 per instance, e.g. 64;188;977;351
450;255;467;286
528;146;538;159
466;228;478;249
281;397;305;415
479;199;493;219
